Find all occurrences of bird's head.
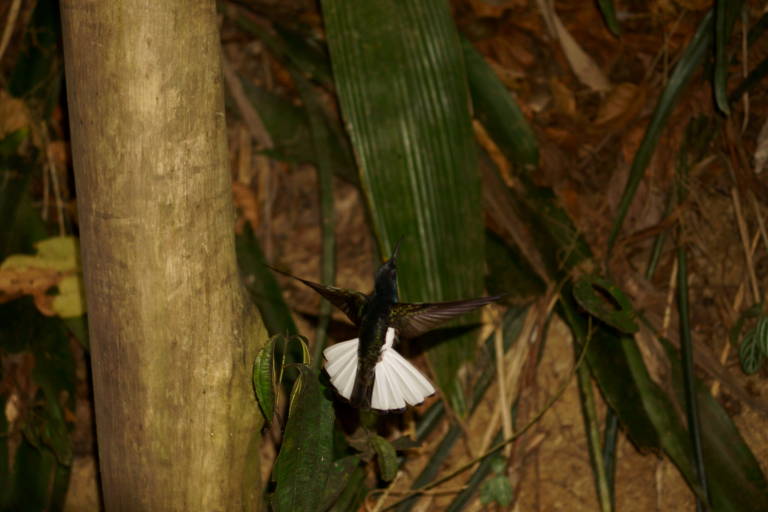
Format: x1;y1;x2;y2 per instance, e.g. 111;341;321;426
374;239;401;301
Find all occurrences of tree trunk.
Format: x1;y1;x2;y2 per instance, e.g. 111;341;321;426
60;1;265;510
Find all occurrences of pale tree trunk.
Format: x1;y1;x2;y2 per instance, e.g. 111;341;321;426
60;1;265;510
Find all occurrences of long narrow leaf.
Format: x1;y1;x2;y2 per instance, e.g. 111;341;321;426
289;69;337;369
606;11;713;255
322;0;485;414
462;38;538;169
236;225;298;337
272;367;336;511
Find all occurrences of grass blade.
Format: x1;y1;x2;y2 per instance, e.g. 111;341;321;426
606;11;713;255
676;247;710;510
597;0;621;36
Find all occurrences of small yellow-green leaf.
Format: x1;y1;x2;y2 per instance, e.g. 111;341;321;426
253;341;276;422
369;434;398;482
2;236;79;272
480;474;514;507
51;274;85;318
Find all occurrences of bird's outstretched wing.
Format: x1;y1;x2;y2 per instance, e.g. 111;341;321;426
268;266;367;326
390;295;504;339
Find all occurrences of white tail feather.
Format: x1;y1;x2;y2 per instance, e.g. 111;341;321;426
324;338;359;399
323;328;435;411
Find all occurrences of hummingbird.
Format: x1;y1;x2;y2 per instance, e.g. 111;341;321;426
272;241;502;412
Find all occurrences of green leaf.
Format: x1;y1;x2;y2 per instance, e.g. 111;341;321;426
23;395;72;467
328;465;367;512
479;474;514;507
320;455;362;510
596;0;621;36
236;224;298;337
2;438;58;511
323;0;485;415
739;330;763;375
288;67;337;369
369;435;398;482
755;315;768;356
573;275;638;334
484;231;544;301
463;38;538;169
272;366;336;512
663;338;768;511
607;10;714;254
488;454;506;474
252;340;276;422
714;0;743;114
0;129;28;156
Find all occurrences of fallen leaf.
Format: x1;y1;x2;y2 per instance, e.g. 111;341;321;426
594;83;646;126
535;0;610;92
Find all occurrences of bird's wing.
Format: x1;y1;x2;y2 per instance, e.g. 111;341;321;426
268;266;367;326
390;295;503;339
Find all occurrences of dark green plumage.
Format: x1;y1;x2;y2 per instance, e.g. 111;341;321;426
271;242;502;409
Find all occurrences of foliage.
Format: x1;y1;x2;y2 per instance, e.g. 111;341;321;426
5;0;768;509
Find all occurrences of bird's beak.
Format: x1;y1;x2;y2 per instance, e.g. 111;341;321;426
390;238;402;263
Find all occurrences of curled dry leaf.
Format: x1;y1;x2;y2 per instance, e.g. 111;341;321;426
535;0;610;92
594;82;646;127
550;78;578;118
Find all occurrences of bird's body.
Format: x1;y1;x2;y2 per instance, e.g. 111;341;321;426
272;242;502;411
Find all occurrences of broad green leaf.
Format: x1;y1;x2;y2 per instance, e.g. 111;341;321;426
739;330;762;374
573;275;638;334
479;474;514;507
323;0;485;415
663;339;768;510
369;435;398;482
272;366;335;512
252;340;276;422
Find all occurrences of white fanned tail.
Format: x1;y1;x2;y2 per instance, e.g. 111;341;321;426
323;327;435;411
